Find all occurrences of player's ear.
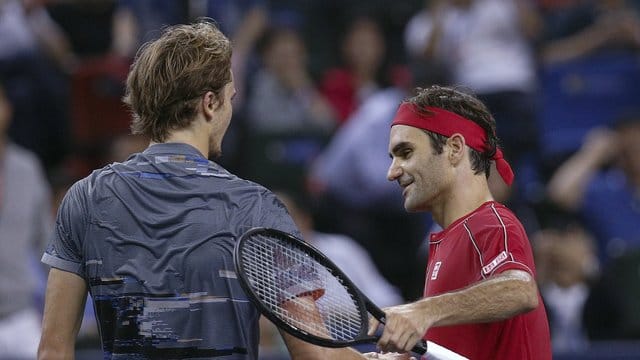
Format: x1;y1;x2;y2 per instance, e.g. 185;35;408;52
202;91;220;121
447;133;465;165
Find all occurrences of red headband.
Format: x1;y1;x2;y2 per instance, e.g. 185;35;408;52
391;103;514;186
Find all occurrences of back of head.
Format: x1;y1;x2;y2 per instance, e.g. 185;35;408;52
404;85;500;177
123;20;232;142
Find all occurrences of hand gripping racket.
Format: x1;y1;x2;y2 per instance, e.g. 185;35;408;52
233;227;467;359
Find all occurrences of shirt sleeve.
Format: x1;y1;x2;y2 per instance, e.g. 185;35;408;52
41;179;89;277
472;213;536;278
256;189;302;238
235;185;301;239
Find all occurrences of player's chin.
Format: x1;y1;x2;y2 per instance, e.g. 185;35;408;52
404;197;429;213
403;199;420;213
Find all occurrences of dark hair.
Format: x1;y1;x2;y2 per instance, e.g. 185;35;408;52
612;109;640;131
123;20;232;142
404;85;500;177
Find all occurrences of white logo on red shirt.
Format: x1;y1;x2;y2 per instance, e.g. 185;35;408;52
431;261;442;280
482;251;509;275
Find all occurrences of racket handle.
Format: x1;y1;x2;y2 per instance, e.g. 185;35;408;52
411;339;427;354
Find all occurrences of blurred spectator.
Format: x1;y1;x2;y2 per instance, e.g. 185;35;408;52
0;81;52;359
196;0;267;36
196;1;304;109
242;26;336;196
302;0;423;79
226;4;269;109
319;16;388;124
546;116;640;344
45;0;115;58
532;220;598;353
404;0;541;198
540;0;640;65
0;0;73;172
0;0;77;72
583;248;640;340
547;114;640;264
309;87;406;212
247;26;336;133
111;0;188;59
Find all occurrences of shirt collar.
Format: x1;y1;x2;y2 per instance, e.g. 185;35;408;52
429;200;501;243
143;143;207;159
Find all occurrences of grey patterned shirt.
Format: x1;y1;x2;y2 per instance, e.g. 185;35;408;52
42;143;299;359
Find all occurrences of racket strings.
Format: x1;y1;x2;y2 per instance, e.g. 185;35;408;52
241;234;364;341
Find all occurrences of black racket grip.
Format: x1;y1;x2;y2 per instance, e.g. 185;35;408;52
412;339;427;355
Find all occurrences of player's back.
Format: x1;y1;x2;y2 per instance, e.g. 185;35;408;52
61;143;295;359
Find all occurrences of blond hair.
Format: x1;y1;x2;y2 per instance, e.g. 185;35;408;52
124;20;232;142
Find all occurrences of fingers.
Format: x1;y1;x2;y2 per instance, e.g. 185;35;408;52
377;325;421;353
375;305;429;354
368;317;381;336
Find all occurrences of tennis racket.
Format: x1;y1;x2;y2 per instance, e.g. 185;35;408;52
233;227;467;359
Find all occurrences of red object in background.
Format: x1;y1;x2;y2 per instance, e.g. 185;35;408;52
319;68;357;124
69;55;132;175
70;55;132;145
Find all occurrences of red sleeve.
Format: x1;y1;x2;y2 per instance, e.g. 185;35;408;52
470;208;536;278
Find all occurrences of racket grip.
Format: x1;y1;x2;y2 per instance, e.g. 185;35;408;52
411;339;427;354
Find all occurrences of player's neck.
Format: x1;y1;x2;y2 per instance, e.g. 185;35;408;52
435;174;493;229
156;118;211;158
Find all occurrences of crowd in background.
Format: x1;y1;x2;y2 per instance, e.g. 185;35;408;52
1;0;640;358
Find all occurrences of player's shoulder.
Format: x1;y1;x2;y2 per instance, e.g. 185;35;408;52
466;201;520;229
220;175;285;211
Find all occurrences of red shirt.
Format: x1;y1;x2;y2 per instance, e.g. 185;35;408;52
424;201;551;360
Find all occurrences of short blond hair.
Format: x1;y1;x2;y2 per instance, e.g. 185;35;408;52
124;20;232;142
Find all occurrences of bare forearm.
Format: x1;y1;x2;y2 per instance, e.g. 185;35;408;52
38;269;87;360
37;343;76;360
547;151;604;210
421;270;538;327
541;24;611;64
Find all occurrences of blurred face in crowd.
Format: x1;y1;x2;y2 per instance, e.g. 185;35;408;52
343;18;385;76
264;30;307;78
387;125;453;212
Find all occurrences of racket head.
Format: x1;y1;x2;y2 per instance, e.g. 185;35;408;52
234;227;378;348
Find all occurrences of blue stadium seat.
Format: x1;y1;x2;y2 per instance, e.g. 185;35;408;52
538;52;640;159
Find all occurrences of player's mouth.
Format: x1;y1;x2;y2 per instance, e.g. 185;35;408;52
400;181;413;197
